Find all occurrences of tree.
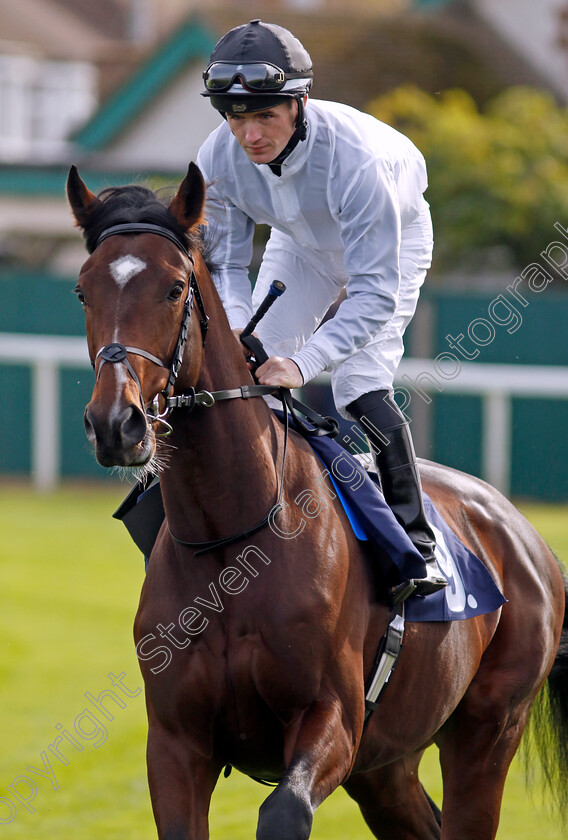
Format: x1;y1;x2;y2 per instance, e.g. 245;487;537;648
368;86;568;276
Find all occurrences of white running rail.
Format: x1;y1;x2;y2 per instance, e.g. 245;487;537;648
2;333;568;492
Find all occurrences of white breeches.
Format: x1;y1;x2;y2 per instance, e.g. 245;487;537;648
253;210;434;417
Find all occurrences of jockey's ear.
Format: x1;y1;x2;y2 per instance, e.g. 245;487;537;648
66;165;101;229
168;162;206;233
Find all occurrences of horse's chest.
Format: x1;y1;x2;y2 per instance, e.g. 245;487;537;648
174;623;324;733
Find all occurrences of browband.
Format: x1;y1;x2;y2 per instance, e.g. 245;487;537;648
94;223;194;263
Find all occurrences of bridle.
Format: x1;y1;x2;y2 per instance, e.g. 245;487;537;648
92;219;337;556
91;222;209;435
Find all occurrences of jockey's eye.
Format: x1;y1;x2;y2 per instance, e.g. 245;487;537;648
167;282;185;301
73;285;86;306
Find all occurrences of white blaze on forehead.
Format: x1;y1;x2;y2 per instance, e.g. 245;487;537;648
109;255;147;288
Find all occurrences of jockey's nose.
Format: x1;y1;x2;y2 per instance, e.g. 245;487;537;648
245;120;263;143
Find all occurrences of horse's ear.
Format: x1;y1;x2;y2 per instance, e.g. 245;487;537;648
168;162;205;232
67;165;100;229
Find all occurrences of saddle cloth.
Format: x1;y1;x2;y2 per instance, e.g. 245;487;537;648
305;430;507;622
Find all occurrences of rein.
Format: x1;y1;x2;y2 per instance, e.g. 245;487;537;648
168;387;290;557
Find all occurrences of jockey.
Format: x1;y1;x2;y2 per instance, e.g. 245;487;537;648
197;19;447;599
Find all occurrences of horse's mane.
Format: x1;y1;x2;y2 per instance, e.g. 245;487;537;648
81;184;204;257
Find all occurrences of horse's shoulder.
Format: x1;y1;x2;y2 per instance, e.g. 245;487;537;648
284;424;329;473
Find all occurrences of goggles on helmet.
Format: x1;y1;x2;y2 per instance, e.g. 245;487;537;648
203;62;288;93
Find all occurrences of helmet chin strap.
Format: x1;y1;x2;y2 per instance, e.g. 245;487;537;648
268;96;307;176
296;95;308;141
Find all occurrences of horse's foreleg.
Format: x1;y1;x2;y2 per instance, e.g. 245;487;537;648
342;752;441;839
147;717;220;840
256;695;359;840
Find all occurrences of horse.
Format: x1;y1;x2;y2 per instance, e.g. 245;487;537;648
67;162;568;840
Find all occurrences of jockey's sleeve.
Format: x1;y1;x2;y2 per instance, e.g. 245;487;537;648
291;155;406;384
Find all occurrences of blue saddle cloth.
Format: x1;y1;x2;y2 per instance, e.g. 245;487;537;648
301;429;507;623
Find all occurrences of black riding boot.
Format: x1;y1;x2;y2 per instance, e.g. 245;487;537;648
347;390;447;599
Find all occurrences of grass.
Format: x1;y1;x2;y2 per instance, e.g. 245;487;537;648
0;482;565;838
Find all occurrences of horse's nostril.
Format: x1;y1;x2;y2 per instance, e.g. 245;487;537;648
120;405;148;448
84;409;96;444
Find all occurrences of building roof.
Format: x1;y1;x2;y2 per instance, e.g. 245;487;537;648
50;0;128;40
72;18;216;153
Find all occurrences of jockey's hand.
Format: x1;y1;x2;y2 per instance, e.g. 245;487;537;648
256;356;304;389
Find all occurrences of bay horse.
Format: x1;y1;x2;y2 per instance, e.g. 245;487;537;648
67;162;568;840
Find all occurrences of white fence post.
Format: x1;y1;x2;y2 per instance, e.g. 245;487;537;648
32;359;60;491
312;360;568;498
482;391;511;496
0;333;90;491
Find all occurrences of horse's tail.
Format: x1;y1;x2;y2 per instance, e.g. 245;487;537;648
523;562;568;822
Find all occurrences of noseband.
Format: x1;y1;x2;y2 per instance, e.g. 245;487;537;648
92;222;209;434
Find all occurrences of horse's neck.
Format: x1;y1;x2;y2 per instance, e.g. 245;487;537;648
160;266;280;543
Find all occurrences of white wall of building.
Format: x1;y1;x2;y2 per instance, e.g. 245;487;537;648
0;52;97;162
92;65;222;172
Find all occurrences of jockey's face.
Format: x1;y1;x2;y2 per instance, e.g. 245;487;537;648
226;100;299;165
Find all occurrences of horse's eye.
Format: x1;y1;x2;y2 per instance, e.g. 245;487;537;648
74;285;86;306
167;282;185;301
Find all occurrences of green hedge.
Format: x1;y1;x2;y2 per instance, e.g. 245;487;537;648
369;86;568;274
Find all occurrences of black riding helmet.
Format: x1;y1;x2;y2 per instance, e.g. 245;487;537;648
202;19;313;117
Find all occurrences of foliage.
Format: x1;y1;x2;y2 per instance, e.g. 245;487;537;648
368;86;568;274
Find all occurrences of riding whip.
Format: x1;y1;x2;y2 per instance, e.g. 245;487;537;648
240;280;286;367
241;280;286;338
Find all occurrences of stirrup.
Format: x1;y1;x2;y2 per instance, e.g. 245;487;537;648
413;572;448;597
391;568;447;605
391;580;418;605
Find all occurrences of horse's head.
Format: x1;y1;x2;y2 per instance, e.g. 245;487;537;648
67;163;207;469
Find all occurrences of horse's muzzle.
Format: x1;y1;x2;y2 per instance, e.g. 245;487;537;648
84;401;154;467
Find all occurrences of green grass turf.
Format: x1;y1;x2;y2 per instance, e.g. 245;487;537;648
0;483;565;838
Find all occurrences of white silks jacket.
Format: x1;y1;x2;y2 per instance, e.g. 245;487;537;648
196;99;433;401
